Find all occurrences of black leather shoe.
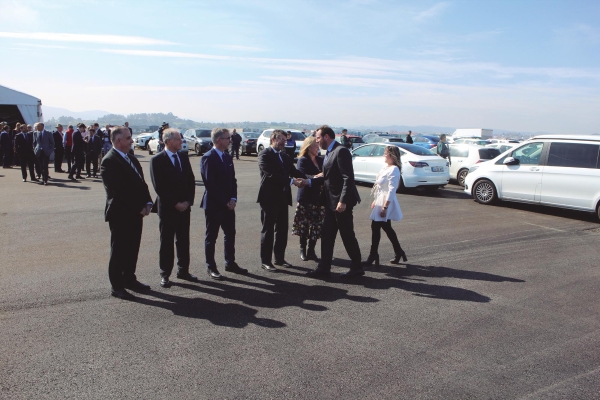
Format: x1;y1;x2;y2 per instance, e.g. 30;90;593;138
76;175;85;179
111;288;135;300
207;267;223;280
305;268;331;279
340;269;365;279
261;263;278;272
225;263;248;274
176;272;199;282
23;179;26;182
274;260;293;268
68;175;75;180
160;277;171;288
390;251;408;264
124;280;150;291
300;248;308;261
32;178;40;182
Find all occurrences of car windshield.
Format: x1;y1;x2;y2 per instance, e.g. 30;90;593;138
195;130;211;137
478;148;501;159
396;143;436;155
288;132;305;140
421;136;440;143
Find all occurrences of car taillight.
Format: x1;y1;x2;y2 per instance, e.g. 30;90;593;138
476;159;482;163
430;143;437;148
409;161;429;168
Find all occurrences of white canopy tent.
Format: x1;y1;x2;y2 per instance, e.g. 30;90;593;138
0;85;43;126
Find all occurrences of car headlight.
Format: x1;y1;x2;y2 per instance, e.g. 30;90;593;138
468;165;479;173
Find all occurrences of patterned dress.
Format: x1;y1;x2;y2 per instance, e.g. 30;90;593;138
292;155;325;241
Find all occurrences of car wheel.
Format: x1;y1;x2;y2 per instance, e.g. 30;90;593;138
473;179;497;205
195;143;201;156
597;202;600;221
396;176;405;193
457;168;469;186
148;145;153;155
258;144;264;153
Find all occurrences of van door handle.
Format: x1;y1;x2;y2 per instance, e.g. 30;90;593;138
530;167;540;171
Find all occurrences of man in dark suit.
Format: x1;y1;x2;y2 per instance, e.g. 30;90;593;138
68;123;86;180
306;125;364;279
14;124;37;182
150;129;198;288
0;124;11;169
100;126;153;300
33;123;54;185
85;128;103;178
200;127;247;280
52;124;65;173
257;129;310;272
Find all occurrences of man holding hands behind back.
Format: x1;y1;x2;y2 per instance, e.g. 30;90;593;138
150;129;198;288
101;126;153;300
200;127;248;280
257;129;311;272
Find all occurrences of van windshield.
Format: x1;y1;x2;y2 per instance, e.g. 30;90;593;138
479;148;501;159
195;130;211;137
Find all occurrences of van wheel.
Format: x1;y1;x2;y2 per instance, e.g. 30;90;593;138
596;202;600;221
195;144;202;156
473;179;497;205
258;144;264;153
457;169;469;186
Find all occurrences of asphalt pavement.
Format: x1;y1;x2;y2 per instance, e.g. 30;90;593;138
1;152;599;399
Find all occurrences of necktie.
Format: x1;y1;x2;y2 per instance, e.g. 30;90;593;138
124;154;142;180
172;153;182;174
324;149;330;164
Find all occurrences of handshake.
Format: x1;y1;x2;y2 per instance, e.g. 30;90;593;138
293;178;309;188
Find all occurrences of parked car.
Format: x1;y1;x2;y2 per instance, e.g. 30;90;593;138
362;134;381;144
133;132;153;150
147;131;189;155
452;138;489;146
351;143;449;191
256;129;305;156
465;135;600;219
449;145;501;186
335;134;365;149
240;131;260;155
371;134;405;144
486;142;520;154
183;128;213;156
411;135;440;150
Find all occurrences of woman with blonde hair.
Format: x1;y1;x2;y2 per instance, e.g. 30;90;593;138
292;136;325;261
363;145;407;266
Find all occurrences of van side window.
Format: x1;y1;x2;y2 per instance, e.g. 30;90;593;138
449;146;468;158
547;143;599;169
511;142;544;165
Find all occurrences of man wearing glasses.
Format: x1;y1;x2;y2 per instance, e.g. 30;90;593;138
200;127;248;280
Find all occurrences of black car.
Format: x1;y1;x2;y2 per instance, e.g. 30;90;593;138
241;132;260;155
184;128;213;156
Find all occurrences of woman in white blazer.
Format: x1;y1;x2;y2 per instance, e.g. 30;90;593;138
363;145;407;266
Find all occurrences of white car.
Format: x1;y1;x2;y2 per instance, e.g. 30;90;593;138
486;142;520;154
352;143;449;191
465;135;600;219
147;131;188;155
452;138;490;146
256;129;305;156
449;145;501;186
133;132;153;150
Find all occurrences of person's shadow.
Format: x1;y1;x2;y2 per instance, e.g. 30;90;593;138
134;290;286;329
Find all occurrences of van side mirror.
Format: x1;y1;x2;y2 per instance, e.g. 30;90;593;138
503;157;520;165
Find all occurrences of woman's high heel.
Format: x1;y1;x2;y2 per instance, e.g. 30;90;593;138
362;253;380;266
390;251;407;264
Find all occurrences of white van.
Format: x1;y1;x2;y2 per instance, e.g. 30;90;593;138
256;129;305;156
464;135;600;219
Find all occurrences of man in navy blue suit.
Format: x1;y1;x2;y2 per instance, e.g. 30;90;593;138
200;127;247;280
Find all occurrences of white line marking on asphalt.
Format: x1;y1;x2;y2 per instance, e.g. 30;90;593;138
523;222;567;232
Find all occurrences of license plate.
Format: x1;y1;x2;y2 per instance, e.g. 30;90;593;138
431;166;444;172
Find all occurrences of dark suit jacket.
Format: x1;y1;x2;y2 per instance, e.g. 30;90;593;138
150;151;195;217
72;130;85;156
296;155;323;205
314;141;360;211
53;131;64;151
100;148;152;222
14;132;34;155
86;135;103;155
257;146;307;207
200;148;237;210
0;131;10;149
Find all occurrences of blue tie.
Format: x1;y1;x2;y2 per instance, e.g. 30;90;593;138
172;153;182;174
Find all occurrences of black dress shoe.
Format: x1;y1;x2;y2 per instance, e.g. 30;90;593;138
43;181;48;186
76;175;85;179
261;263;278;272
111;288;135;300
124;280;150;291
340;268;365;279
32;178;40;182
305;268;331;279
274;260;293;268
23;179;26;182
177;272;199;282
207;267;223;280
225;263;248;274
160;277;172;288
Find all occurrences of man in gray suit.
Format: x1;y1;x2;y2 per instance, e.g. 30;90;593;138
33;122;54;185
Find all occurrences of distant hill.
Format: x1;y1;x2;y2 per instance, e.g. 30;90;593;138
43;106;111;121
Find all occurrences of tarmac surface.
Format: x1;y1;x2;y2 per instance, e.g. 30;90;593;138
1;151;599;399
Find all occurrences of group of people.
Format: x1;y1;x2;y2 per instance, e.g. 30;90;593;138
101;125;408;300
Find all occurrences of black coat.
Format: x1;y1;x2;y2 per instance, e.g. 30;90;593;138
200;148;237;210
72;130;85;156
150;151;196;217
100;148;152;222
257;146;307;207
86;135;103;155
296;155;323;205
14;132;34;155
53;131;64;151
313;141;360;211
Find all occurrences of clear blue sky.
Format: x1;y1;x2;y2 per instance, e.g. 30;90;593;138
1;0;599;133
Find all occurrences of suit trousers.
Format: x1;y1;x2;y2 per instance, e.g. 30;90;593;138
64;147;72;172
37;152;50;182
86;152;99;176
204;207;236;268
319;206;362;270
70;152;84;177
159;210;191;278
260;203;289;264
19;152;35;180
54;149;64;172
2;147;10;167
108;215;143;290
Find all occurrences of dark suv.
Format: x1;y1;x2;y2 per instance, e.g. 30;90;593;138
184;129;213;156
